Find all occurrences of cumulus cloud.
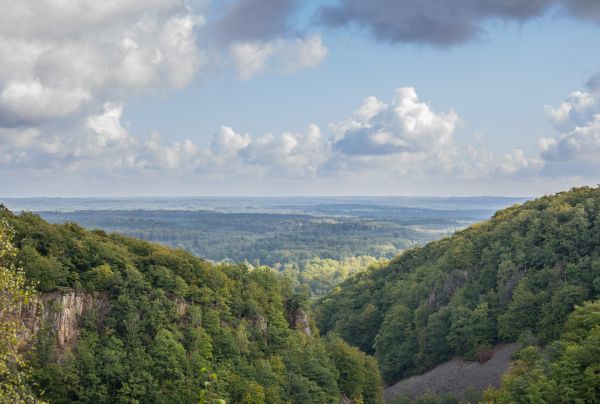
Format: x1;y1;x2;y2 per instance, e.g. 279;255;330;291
0;75;542;185
498;149;544;175
540;79;600;165
205;124;329;176
321;87;542;179
0;0;203;129
541;115;600;161
209;126;252;156
87;103;129;145
318;0;600;46
0;81;92;126
462;145;543;178
137;134;199;170
328;87;459;176
230;35;327;79
202;88;541;180
544;91;599;132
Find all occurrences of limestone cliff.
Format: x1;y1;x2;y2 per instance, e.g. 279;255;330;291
291;307;312;336
20;291;109;350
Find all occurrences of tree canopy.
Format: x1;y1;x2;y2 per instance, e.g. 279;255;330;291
0;206;383;403
316;186;600;384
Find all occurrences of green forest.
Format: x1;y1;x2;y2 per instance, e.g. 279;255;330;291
0;207;383;403
35;207;458;266
316;186;600;395
5;187;600;403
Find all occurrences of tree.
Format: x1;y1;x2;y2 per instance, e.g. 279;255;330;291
0;218;39;402
374;304;417;383
484;300;600;403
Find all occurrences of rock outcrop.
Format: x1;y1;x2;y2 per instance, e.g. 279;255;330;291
20;291;109;350
291;307;312;336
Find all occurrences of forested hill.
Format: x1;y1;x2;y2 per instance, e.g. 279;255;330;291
0;206;383;403
315;186;600;385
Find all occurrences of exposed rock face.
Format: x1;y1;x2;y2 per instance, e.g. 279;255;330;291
175;299;188;317
340;394;356;404
20;291;109;350
252;315;268;336
291;307;312;336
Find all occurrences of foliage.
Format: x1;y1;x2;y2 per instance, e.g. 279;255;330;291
483;299;600;402
0;208;384;403
316;186;600;384
0;215;40;402
276;256;386;297
36;208;462;267
324;334;384;403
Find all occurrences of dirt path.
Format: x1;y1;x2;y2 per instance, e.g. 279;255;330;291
384;343;520;402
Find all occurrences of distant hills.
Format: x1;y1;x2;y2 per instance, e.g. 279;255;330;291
1;196;526;267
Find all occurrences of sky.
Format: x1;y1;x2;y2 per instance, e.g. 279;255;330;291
1;0;600;197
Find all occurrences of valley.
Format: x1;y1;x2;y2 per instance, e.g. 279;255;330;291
4;188;600;403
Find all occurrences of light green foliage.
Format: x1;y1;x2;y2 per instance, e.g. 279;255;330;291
316;187;600;384
0;208;384;403
0;215;41;402
277;256;386;297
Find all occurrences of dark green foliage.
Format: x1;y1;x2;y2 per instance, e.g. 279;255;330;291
483;299;600;402
316;187;600;384
0;209;384;403
325;334;384;403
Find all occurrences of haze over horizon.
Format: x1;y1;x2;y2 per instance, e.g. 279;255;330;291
1;0;600;197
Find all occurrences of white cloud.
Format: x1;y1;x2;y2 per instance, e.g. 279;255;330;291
333;87;459;155
86;103;129;146
540;87;600;163
241;124;328;174
230;42;275;80
544;91;598;132
329;87;460;175
209;126;252;156
0;0;203;128
138;133;199;170
0;81;91;125
322;88;542;179
461;145;543;178
541;114;600;161
0;84;542;189
230;35;327;80
0;0;181;38
279;35;329;74
205;124;329;177
498;149;543;175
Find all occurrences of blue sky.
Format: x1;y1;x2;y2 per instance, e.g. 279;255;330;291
1;0;600;197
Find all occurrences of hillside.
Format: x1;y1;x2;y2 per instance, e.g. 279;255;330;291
315;187;600;388
483;299;600;402
383;343;519;402
0;206;384;403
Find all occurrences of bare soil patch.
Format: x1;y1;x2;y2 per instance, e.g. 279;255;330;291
384;343;520;403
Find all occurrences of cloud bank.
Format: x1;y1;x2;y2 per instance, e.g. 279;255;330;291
318;0;600;46
0;0;329;180
0;86;542;189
